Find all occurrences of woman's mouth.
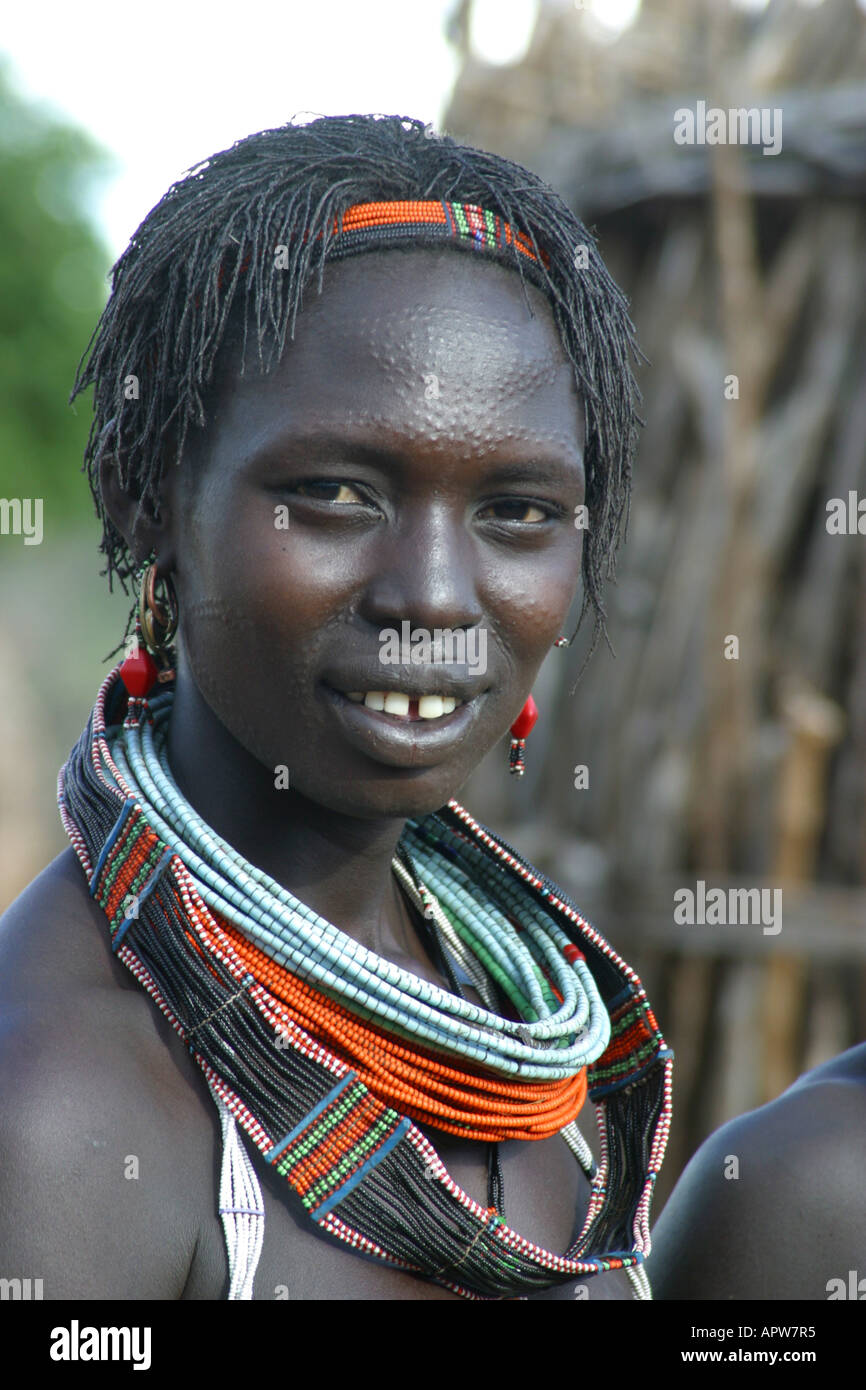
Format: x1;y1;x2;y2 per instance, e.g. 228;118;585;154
343;691;462;720
320;683;485;767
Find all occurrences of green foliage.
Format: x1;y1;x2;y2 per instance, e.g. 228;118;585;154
0;59;114;519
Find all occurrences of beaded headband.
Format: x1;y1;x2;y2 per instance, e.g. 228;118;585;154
323;199;551;282
218;199;552;296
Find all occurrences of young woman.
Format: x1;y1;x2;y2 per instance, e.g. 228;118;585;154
0;115;671;1300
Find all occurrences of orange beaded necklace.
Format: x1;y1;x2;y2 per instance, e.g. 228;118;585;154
193;904;587;1143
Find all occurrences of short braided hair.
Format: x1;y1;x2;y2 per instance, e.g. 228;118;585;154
72;113;642;658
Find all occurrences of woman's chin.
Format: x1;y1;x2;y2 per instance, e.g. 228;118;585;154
289;763;475;824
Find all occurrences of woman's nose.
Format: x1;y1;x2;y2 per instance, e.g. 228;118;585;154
357;502;484;636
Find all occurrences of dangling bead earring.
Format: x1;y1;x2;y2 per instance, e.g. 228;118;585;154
119;559;179;698
508;695;538;776
506;636;569;773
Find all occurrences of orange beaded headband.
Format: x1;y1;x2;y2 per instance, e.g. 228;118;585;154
325;199;550;274
220;199;551;291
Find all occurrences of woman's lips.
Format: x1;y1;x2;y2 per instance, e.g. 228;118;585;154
321;683;486;767
344;690;461;720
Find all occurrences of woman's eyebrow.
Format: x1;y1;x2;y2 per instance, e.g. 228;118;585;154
480;459;583;486
245;430;582;481
244;432;391;469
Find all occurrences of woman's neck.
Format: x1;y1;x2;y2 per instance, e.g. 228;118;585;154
163;664;438;972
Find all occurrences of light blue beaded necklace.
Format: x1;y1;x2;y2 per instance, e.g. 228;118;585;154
103;689;610;1080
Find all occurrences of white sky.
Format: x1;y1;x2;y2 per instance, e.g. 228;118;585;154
2;0;842;261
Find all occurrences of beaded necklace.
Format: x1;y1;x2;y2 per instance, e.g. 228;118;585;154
58;665;673;1299
199;908;589;1143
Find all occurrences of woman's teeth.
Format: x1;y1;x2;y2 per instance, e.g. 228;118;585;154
345;691;459;719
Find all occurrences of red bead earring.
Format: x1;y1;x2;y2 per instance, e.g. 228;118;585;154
119;560;179;700
119;631;161;698
508;695;538;776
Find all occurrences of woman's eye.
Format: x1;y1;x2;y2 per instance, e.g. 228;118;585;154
294;480;366;504
481;500;550;523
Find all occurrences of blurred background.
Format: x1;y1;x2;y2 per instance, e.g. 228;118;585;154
2;0;865;1208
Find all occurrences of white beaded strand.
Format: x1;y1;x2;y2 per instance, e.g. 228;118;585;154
210;1082;265;1300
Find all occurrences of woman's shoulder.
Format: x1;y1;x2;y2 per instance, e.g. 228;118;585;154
2;848;126;996
0;850;219;1298
0;848;178;1043
649;1045;866;1300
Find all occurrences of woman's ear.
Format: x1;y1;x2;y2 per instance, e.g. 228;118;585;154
99;450;178;575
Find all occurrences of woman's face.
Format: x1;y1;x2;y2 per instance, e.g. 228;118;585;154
166;247;585;820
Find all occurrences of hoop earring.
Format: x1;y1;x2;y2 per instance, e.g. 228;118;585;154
120;562;178;697
138;562;178;656
508;695;538;776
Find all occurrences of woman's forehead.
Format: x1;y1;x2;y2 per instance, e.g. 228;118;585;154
295;246;566;360
213;248;584;457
